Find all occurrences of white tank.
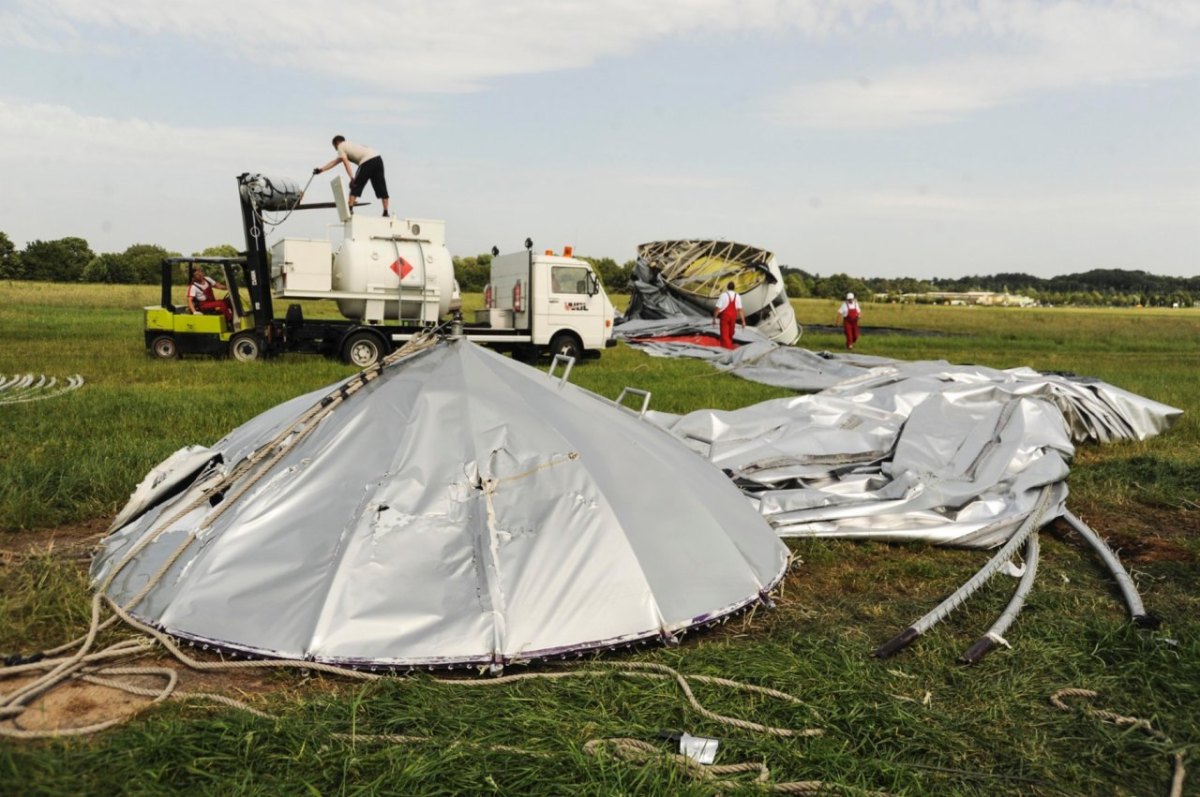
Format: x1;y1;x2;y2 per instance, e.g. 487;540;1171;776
332;216;455;321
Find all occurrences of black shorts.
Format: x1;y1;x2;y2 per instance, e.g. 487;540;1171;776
350;156;388;199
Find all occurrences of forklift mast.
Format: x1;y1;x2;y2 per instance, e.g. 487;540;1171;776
236;173;277;330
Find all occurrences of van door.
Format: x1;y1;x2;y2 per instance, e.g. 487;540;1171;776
545;264;596;343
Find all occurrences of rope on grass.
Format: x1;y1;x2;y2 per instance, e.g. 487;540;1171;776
583;737;891;795
1050;688;1187;797
0;374;84;405
323;731;889;795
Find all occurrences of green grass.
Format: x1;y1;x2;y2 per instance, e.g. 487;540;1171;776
1;283;1198;796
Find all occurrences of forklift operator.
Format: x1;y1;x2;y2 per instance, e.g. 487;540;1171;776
187;266;233;323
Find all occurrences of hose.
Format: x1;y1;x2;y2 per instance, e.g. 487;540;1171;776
874;485;1054;658
1061;510;1158;628
959;532;1039;664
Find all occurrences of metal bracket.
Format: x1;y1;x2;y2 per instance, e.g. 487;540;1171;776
613;387;652;418
548;354;575;386
682;432;716;460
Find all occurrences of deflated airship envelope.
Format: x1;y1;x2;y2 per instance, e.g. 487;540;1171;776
93;339;788;669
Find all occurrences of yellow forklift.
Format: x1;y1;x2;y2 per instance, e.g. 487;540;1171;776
144;256;264;360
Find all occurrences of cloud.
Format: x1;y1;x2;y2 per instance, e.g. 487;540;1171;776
0;0;778;92
7;1;1197;119
762;1;1200;129
0;100;320;251
0;99;311;169
0;0;1044;93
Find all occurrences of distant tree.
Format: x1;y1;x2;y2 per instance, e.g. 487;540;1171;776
453;254;493;293
194;244;240;258
81;253;136;283
0;232;20;279
120;244;180;283
582;256;632;293
783;273;809;298
893;277;937;294
812;273;869;300
20;237;94;282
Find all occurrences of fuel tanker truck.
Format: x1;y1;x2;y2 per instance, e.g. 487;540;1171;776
144;173;616;367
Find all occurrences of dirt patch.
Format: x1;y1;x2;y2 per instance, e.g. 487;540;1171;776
1049;506;1199;565
2;653;355;736
10;678;155;733
1;516;112;565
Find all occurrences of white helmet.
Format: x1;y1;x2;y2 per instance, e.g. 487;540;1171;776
846;292;855;300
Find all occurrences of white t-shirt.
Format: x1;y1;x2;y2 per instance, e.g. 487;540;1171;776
715;291;742;312
838;300;860;319
188;276;218;302
337;141;380;165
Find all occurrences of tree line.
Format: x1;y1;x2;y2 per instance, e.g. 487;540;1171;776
782;268;1200;307
3;232;1194;307
0;233;238;283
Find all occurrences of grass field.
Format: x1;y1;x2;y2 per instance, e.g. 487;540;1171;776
2;282;1198;795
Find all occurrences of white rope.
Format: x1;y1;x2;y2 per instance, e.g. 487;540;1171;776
1051;688;1187;797
0;374;84;405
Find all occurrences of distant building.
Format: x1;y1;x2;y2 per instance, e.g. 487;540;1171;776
876;291;1037;307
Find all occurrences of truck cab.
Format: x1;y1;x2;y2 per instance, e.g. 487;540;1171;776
484;247;616;361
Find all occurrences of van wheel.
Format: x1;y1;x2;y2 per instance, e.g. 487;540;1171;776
342;331;387;368
549;332;583;362
151;335;178;360
229;332;264;362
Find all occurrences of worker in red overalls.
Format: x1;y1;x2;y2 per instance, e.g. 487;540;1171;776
836;291;861;350
187;265;233;324
712;281;746;349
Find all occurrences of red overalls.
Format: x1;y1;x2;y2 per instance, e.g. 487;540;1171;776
718;291;740;349
191;278;232;323
843;303;860;349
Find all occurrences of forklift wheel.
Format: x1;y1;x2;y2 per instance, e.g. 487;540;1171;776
151;335;178;360
229;333;264;362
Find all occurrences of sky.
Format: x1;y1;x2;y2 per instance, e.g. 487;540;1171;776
1;0;1197;280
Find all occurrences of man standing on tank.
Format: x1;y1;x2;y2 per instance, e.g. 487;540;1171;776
314;136;390;217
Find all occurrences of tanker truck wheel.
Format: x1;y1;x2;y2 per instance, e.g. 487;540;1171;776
549;331;583;363
342;331;387;368
229;332;264;362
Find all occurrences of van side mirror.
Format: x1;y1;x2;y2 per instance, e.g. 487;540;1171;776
588;272;600;296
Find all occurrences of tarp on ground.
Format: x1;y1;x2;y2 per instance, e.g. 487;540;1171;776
93;339;789;669
619;324;1182;547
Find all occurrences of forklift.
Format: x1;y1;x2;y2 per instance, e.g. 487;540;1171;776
144;173;333;361
145;256;266;361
